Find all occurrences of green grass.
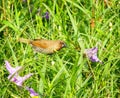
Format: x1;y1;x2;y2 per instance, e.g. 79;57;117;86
0;0;120;98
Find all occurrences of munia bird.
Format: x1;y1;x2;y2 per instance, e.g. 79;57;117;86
19;38;66;54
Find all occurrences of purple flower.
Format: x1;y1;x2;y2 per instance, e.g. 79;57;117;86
10;73;33;87
45;12;49;19
26;87;39;97
84;47;102;63
5;60;33;86
42;12;49;19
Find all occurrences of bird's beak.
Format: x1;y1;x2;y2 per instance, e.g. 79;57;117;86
62;43;67;48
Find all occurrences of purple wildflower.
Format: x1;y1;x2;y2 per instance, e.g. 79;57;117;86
42;12;49;19
5;60;33;86
10;73;33;87
84;47;102;63
26;87;39;97
45;12;49;19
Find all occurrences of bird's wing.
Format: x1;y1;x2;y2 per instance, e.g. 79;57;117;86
30;39;52;49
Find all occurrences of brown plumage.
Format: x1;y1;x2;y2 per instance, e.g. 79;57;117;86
19;38;66;54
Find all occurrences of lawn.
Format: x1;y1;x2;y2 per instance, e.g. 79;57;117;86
0;0;120;98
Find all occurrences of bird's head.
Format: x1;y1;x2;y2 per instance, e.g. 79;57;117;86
59;41;67;48
54;41;66;52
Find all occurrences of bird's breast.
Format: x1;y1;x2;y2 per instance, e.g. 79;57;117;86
32;46;54;54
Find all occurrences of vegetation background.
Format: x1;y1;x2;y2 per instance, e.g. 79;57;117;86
0;0;120;97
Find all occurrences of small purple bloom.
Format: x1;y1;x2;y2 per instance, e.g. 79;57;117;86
26;87;39;97
42;12;49;20
5;60;23;79
5;60;33;86
45;12;49;19
10;73;33;86
84;47;102;63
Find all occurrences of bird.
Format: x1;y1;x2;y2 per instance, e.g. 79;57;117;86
18;38;66;54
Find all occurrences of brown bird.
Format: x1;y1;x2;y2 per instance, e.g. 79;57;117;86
19;38;66;54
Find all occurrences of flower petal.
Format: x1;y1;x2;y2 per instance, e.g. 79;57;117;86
45;12;49;19
10;73;33;87
26;87;39;97
8;66;23;80
5;60;14;74
21;73;33;83
42;12;49;19
84;47;102;63
5;60;33;87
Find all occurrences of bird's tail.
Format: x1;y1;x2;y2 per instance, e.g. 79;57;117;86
18;38;31;44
